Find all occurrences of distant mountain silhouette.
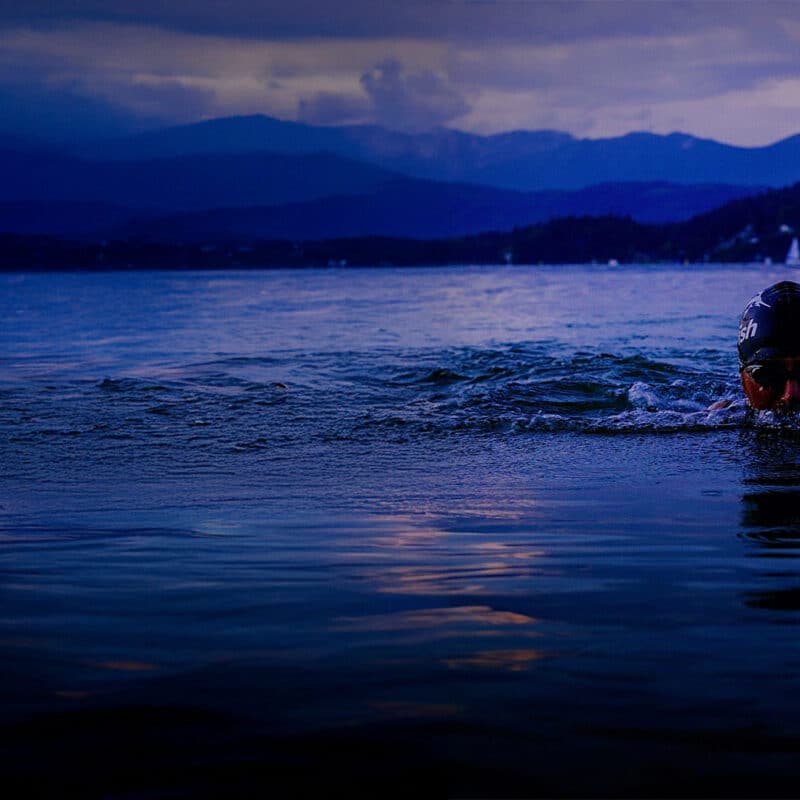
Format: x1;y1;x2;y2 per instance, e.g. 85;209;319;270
0;202;166;237
77;114;800;191
467;132;800;191
120;181;763;242
10;115;800;242
0;148;402;211
0;137;765;240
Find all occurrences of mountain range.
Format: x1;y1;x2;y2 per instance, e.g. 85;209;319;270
4;114;800;242
75;115;800;191
122;181;762;242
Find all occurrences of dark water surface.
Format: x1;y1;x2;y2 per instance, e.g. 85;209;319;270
4;265;800;797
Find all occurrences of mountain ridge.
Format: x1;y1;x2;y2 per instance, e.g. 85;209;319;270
0;147;404;211
0;137;768;239
71;114;800;191
118;181;766;242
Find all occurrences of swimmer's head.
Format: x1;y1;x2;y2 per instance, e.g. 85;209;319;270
739;281;800;411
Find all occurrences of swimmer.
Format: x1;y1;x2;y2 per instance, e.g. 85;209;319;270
735;280;800;412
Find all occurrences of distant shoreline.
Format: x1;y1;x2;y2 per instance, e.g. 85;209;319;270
0;255;770;273
2;201;798;271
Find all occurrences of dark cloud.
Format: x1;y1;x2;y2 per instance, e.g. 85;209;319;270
296;59;471;129
2;1;800;144
2;1;796;44
360;59;470;130
0;1;451;39
703;57;800;95
296;59;472;129
449;21;800;109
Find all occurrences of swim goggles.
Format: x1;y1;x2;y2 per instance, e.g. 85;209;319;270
742;361;800;391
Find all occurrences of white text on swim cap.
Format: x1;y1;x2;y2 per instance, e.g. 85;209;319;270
739;319;758;344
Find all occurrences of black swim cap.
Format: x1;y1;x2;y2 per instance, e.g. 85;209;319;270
738;281;800;366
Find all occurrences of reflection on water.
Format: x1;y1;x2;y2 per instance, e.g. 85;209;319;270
442;648;549;671
741;491;800;545
740;433;800;616
6;445;800;796
740;434;800;548
332;605;538;632
744;588;800;611
96;660;157;672
10;267;800;795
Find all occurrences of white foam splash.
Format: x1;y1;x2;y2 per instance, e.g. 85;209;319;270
627;381;662;411
751;408;800;430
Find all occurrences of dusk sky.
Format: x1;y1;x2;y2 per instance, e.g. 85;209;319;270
4;0;800;145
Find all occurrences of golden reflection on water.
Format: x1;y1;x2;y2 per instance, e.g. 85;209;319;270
349;513;550;596
362;529;447;551
333;605;538;632
472;541;546;560
373;561;531;596
96;660;157;672
443;648;548;672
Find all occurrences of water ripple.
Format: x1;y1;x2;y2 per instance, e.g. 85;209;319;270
1;344;753;456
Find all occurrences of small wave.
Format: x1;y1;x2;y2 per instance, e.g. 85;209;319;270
98;377;143;393
740;530;800;547
11;345;760;446
188;356;281;368
627;381;661;411
341;346;747;436
0;525;205;544
146;404;172;416
749;409;800;433
419;368;468;385
585;406;745;434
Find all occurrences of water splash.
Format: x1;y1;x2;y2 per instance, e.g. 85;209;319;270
0;343;768;449
346;346;745;435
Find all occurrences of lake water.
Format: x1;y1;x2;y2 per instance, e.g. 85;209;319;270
4;264;800;797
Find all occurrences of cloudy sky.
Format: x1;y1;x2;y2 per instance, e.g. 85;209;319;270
3;0;800;145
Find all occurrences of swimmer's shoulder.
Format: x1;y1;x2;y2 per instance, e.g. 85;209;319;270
707;399;732;411
707;396;748;414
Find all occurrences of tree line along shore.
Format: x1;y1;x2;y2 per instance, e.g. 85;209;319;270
4;182;800;270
